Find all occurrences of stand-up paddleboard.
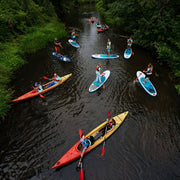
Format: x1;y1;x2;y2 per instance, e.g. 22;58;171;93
92;54;119;59
136;71;157;96
89;70;110;93
68;39;80;48
51;52;71;62
124;48;132;59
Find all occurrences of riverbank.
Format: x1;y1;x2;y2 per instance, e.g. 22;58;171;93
95;0;180;94
0;18;67;119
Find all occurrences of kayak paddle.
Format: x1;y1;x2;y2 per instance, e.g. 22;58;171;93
79;129;83;138
101;111;109;156
80;162;84;180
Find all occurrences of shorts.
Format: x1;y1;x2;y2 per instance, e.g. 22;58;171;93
55;46;60;51
72;37;76;41
145;73;152;78
107;48;111;52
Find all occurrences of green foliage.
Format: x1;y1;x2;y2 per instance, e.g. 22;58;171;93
95;0;180;94
0;0;67;119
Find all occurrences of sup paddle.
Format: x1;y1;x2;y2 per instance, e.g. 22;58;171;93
101;111;110;156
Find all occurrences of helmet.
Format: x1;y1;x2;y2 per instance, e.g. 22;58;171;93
35;82;39;87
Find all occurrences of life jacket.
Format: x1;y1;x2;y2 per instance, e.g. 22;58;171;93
147;67;153;73
96;66;100;71
107;41;111;46
81;139;91;148
54;40;59;47
72;32;75;36
108;121;114;128
54;77;59;81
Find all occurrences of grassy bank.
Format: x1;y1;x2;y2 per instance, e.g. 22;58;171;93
0;18;67;119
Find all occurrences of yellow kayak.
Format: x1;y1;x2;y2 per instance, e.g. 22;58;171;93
52;111;128;169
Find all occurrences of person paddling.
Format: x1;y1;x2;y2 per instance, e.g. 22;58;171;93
143;63;153;84
77;135;93;168
127;37;133;48
71;29;76;42
47;73;62;87
106;38;111;56
54;38;63;57
34;82;43;92
95;63;103;84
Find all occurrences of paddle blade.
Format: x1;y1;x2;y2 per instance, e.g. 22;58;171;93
107;111;110;119
103;84;105;89
132;52;134;55
39;94;45;98
101;145;105;156
80;163;84;180
134;77;138;82
43;76;48;80
79;129;83;138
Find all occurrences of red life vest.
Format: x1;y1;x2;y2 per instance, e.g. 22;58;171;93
72;32;75;36
108;121;113;127
96;66;100;71
147;67;153;73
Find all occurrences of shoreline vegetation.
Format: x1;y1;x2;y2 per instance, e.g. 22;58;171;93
0;0;67;119
95;0;180;94
0;0;179;119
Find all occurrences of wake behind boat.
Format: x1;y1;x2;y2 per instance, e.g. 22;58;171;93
91;54;119;59
52;111;128;169
136;71;157;96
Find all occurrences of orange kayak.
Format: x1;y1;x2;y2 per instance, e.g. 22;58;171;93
52;111;128;169
12;73;72;102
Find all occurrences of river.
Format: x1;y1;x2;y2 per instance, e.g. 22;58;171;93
0;5;179;180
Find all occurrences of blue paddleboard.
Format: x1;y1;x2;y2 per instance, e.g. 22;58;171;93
68;39;80;48
51;52;71;62
91;54;119;59
89;70;110;93
124;48;132;59
136;71;157;96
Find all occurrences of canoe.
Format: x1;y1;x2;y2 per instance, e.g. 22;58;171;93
97;26;110;32
124;48;132;59
91;54;119;59
89;70;110;93
52;111;129;169
68;39;80;48
136;71;157;96
51;52;71;62
12;73;72;102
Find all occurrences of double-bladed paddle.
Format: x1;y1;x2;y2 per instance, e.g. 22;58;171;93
101;111;110;156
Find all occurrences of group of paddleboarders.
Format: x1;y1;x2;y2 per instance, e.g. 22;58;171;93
77;117;116;168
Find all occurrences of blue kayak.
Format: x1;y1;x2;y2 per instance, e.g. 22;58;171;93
51;52;71;62
124;48;132;59
136;71;157;96
68;39;80;48
89;70;110;93
91;54;119;59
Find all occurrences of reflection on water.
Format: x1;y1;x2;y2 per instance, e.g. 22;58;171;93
0;5;179;180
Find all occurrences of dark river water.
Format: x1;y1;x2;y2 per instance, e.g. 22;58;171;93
0;5;179;180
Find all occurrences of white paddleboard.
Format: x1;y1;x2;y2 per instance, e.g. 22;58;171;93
91;54;119;59
136;71;157;96
89;70;110;93
68;39;80;48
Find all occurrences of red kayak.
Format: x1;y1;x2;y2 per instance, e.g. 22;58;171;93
97;26;110;32
52;111;128;169
12;73;72;102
